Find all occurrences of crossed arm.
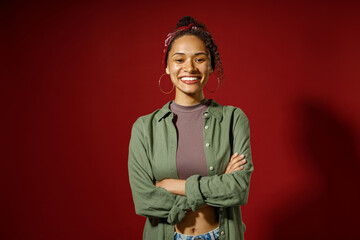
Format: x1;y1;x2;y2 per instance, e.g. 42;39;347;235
155;152;247;196
129;110;252;222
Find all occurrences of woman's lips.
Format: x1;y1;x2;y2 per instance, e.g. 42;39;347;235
179;76;201;84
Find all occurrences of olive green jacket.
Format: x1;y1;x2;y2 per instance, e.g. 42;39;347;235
128;100;253;240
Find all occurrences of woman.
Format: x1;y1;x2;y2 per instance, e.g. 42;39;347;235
128;16;253;240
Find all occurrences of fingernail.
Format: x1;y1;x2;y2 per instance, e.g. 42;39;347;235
242;159;246;163
234;152;239;156
240;154;244;158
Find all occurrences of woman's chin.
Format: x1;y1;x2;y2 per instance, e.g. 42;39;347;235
178;87;203;96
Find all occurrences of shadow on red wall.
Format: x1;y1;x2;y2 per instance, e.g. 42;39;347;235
270;98;360;239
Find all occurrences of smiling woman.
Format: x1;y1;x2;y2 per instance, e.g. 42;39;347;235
166;35;213;104
128;16;253;240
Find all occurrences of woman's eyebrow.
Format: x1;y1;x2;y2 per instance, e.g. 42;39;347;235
172;52;208;57
194;52;208;56
172;52;185;57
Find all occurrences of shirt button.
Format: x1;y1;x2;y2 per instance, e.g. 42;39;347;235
204;125;209;129
205;143;210;147
219;207;223;211
221;231;225;235
209;166;214;171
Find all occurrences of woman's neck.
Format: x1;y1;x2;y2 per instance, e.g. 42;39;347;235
174;91;205;106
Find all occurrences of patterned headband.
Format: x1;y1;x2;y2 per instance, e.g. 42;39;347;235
163;23;207;67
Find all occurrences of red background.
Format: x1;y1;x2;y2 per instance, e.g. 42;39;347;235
1;0;360;239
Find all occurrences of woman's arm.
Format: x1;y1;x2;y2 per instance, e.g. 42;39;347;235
128;118;189;224
185;109;253;211
155;152;247;195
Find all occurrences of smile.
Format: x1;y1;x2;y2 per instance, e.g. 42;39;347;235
179;76;201;84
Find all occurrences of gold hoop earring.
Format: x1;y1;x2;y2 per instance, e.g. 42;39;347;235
159;73;174;94
205;74;220;93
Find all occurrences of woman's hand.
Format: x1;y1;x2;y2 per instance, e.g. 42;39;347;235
155;179;186;196
225;152;246;174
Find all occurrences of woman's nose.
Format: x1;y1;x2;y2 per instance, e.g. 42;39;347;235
184;60;196;73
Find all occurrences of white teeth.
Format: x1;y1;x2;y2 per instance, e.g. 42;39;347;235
181;77;199;81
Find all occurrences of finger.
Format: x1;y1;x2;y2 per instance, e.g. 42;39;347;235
228;160;246;173
229;152;239;162
236;154;245;161
231;154;245;163
226;159;236;173
225;163;232;173
228;165;245;174
229;156;245;167
226;153;246;173
226;153;238;172
226;159;239;173
227;157;246;171
226;166;243;174
233;166;245;172
229;160;246;171
226;160;245;174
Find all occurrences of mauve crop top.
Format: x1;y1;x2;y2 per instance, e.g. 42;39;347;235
170;98;211;180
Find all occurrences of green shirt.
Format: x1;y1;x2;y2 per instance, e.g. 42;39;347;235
128;100;253;240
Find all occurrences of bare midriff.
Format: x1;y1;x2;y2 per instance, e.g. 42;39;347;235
175;204;219;235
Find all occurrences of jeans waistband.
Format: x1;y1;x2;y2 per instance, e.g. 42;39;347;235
174;227;220;240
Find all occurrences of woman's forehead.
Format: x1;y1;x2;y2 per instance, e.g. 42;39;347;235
170;35;208;54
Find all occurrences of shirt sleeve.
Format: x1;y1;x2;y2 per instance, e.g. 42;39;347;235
185;109;254;211
128;118;189;224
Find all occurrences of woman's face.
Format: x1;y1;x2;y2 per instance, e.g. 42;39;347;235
166;35;212;97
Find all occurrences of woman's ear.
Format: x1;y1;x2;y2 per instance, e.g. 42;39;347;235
166;66;170;74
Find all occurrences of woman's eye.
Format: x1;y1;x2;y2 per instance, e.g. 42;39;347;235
174;59;184;63
196;59;205;63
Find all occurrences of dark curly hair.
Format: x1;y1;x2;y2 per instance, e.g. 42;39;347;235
164;16;224;83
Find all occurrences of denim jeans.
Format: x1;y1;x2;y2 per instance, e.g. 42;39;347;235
174;227;219;240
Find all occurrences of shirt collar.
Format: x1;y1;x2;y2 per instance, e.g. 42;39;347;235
156;99;223;122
